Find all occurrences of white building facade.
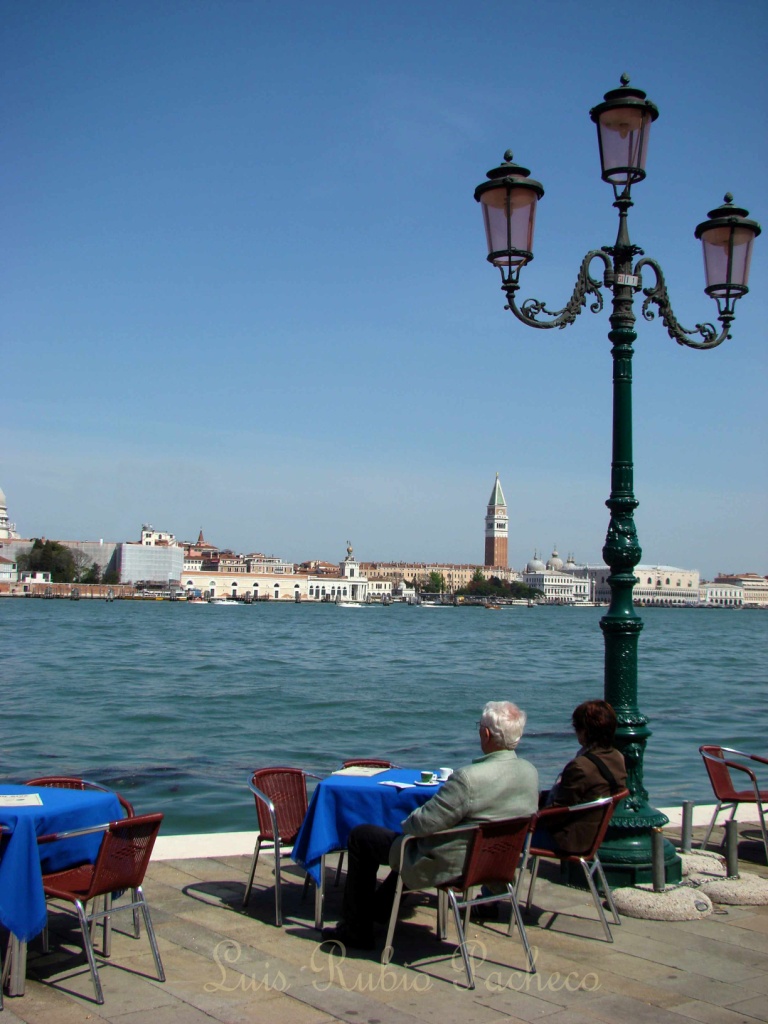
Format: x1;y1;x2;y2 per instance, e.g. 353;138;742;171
712;574;768;609
183;543;371;602
567;563;701;606
699;582;743;607
522;550;591;604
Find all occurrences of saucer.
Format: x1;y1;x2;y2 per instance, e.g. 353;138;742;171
414;780;439;786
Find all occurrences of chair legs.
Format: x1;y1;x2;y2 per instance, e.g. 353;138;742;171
700;801;768;865
243;836;264;908
63;887;164;1005
700;800;733;850
382;877;535;987
242;835;312;927
381;874;406;965
525;855;542;910
579;856;619;942
525;854;619;942
445;883;535;989
446;888;476;988
334;850;345;886
758;803;768;864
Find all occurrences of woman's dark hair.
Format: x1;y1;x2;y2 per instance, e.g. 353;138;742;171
572;700;617;748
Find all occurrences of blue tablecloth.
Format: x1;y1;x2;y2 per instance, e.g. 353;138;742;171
292;768;443;884
0;784;123;942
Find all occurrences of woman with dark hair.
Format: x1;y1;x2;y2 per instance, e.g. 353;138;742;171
543;699;627;854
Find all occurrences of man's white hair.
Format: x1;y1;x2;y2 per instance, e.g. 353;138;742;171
480;701;526;749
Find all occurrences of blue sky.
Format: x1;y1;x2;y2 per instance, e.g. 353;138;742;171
3;0;766;578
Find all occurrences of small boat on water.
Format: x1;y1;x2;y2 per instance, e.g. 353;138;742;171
210;598;241;605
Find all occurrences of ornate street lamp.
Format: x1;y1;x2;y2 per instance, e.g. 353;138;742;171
475;75;760;886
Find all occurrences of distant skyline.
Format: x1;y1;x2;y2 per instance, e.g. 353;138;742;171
2;475;761;582
3;1;766;581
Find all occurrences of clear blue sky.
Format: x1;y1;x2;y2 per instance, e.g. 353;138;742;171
3;0;766;578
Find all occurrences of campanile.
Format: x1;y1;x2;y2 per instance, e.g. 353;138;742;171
484;473;508;567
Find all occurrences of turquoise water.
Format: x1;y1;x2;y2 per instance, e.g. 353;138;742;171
1;600;765;834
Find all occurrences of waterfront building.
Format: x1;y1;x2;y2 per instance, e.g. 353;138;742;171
522;550;591;603
64;539;118;576
182;543;371;602
713;573;768;609
246;553;294;575
484;473;508;568
360;561;521;594
140;525;177;546
565;562;701;606
118;526;184;584
699;582;743;608
0;554;17;583
207;551;250;573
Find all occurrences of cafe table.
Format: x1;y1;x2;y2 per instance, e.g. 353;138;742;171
291;767;444;929
0;783;123;996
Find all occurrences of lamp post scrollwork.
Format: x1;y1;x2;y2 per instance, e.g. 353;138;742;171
474;75;760;886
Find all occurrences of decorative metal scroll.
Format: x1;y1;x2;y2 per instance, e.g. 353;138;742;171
635;257;731;349
503;250;612;329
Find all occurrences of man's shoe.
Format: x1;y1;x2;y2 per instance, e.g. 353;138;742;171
321;923;375;951
471;901;500;922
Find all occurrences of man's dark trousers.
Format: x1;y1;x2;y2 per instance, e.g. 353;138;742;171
341;824;400;937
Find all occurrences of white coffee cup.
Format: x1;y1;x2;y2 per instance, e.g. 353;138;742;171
437;767;453;781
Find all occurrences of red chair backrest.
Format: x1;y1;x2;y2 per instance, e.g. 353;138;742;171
700;746;744;801
250;768;309;844
587;788;629;856
25;776;135;817
533;788;629;860
341;759;395;769
83;813;163;898
26;776;88;790
455;816;534;890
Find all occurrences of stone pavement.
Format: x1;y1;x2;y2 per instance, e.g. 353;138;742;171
3;826;768;1024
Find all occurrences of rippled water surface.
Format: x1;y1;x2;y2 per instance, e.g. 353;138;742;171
1;600;765;833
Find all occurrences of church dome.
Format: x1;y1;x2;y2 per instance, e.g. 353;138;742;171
546;547;564;571
527;551;545;572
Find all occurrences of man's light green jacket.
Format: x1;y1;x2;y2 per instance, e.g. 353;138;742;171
389;748;539;889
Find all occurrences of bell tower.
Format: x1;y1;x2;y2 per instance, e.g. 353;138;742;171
484;474;508;567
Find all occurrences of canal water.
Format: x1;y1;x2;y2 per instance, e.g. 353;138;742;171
1;599;765;834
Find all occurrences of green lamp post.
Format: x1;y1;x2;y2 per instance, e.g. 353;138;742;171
474;75;760;886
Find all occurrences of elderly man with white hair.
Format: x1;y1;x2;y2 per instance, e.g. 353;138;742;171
322;700;538;950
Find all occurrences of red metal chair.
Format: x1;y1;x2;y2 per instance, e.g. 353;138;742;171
334;760;400;886
699;746;768;863
381;815;537;989
242;767;320;926
39;813;165;1005
24;776;135;817
521;789;628;942
26;775;140;938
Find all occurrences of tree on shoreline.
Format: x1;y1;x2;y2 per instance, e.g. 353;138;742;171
16;539;77;583
456;571;542;601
